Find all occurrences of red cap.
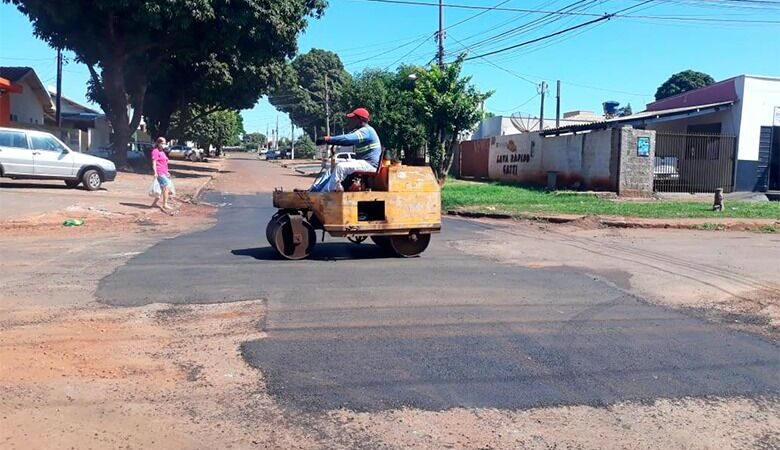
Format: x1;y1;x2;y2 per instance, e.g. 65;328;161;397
345;107;370;120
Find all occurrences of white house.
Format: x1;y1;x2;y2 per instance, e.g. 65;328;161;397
539;75;780;193
0;66;53;125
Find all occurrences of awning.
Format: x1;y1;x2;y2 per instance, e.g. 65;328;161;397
541;101;735;136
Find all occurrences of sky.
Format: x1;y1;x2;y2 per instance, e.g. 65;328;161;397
1;0;779;139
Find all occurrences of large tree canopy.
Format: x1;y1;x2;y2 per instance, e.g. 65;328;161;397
655;70;716;101
172;109;244;156
7;0;324;168
339;65;426;161
268;49;350;137
411;57;491;183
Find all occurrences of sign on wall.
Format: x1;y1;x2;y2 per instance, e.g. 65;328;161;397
637;136;650;157
488;134;540;181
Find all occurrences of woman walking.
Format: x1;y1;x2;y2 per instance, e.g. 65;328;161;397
151;137;173;211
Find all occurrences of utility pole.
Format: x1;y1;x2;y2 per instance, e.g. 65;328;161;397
538;81;548;131
324;74;331;136
437;0;445;68
55;48;62;128
275;116;279;151
290;115;295;160
265;124;269;149
556;80;561;128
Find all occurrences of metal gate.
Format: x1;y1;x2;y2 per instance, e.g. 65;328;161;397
756;126;772;192
459;139;490;179
653;132;736;193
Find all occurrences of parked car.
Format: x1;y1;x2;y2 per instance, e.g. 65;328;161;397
654;156;680;180
167;144;203;162
0;127;116;190
265;150;281;160
335;151;356;161
321;151;357;168
88;142;146;161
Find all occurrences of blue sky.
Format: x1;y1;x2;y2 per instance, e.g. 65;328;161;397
2;0;778;138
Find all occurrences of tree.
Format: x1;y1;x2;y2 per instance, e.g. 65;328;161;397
173;110;243;157
7;0;324;168
339;65;426;161
410;57;492;183
294;135;317;158
243;132;267;148
617;103;633;117
268;49;351;137
655;70;715;101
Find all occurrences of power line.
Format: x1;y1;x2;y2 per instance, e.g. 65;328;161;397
355;0;780;23
448;35;538;85
445;0;513;30
460;0;657;60
383;35;433;69
344;34;432;65
489;93;540;113
462;13;613;60
456;0;599;54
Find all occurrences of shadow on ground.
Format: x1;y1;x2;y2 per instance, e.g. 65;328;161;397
232;243;392;261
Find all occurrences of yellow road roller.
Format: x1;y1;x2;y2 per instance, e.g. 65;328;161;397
267;153;441;259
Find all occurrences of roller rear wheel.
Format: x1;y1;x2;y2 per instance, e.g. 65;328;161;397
388;233;430;258
370;236;392;252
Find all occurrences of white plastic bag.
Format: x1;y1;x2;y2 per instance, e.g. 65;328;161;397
148;179;162;198
167;178;176;197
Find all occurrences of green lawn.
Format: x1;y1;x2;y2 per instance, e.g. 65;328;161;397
442;180;780;219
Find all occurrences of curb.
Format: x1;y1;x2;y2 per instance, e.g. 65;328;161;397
188;159;229;203
190;175;214;203
445;210;779;231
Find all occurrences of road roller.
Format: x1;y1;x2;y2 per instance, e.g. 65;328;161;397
266;151;441;259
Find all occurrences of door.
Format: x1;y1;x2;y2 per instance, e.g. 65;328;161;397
770;126;780;191
0;129;34;175
756;127;772;192
30;134;76;177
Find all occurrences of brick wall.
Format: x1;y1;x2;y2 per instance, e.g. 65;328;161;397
617;127;655;197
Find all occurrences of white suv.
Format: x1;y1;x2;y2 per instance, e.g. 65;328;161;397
0;127;117;190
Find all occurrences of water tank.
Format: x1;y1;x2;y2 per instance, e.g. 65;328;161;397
602;101;620;117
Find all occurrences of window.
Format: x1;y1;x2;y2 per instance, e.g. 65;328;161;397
30;135;67;152
0;130;28;149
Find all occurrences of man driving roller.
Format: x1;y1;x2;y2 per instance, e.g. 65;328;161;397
316;107;381;192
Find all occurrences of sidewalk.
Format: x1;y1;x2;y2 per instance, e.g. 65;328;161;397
447;209;780;232
0;157;227;230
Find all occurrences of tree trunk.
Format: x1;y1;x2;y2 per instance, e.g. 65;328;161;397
439;134;460;186
100;56;134;170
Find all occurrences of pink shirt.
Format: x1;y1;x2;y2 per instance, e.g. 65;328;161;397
151;147;169;176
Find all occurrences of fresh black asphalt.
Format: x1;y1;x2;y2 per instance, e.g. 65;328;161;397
97;191;780;412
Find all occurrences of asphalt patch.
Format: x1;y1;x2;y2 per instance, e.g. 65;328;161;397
97;193;780;412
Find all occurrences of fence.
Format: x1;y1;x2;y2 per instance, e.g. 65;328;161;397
459;138;490;179
653;132;736;193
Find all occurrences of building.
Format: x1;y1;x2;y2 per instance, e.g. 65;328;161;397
0;66;109;152
539;75;780;193
46;88;110;152
0;76;24;126
470;110;604;140
0;66;53;126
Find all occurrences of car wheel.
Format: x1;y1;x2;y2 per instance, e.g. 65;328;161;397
65;179;80;188
82;169;102;191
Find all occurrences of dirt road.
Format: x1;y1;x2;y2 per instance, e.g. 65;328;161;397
1;155;777;449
